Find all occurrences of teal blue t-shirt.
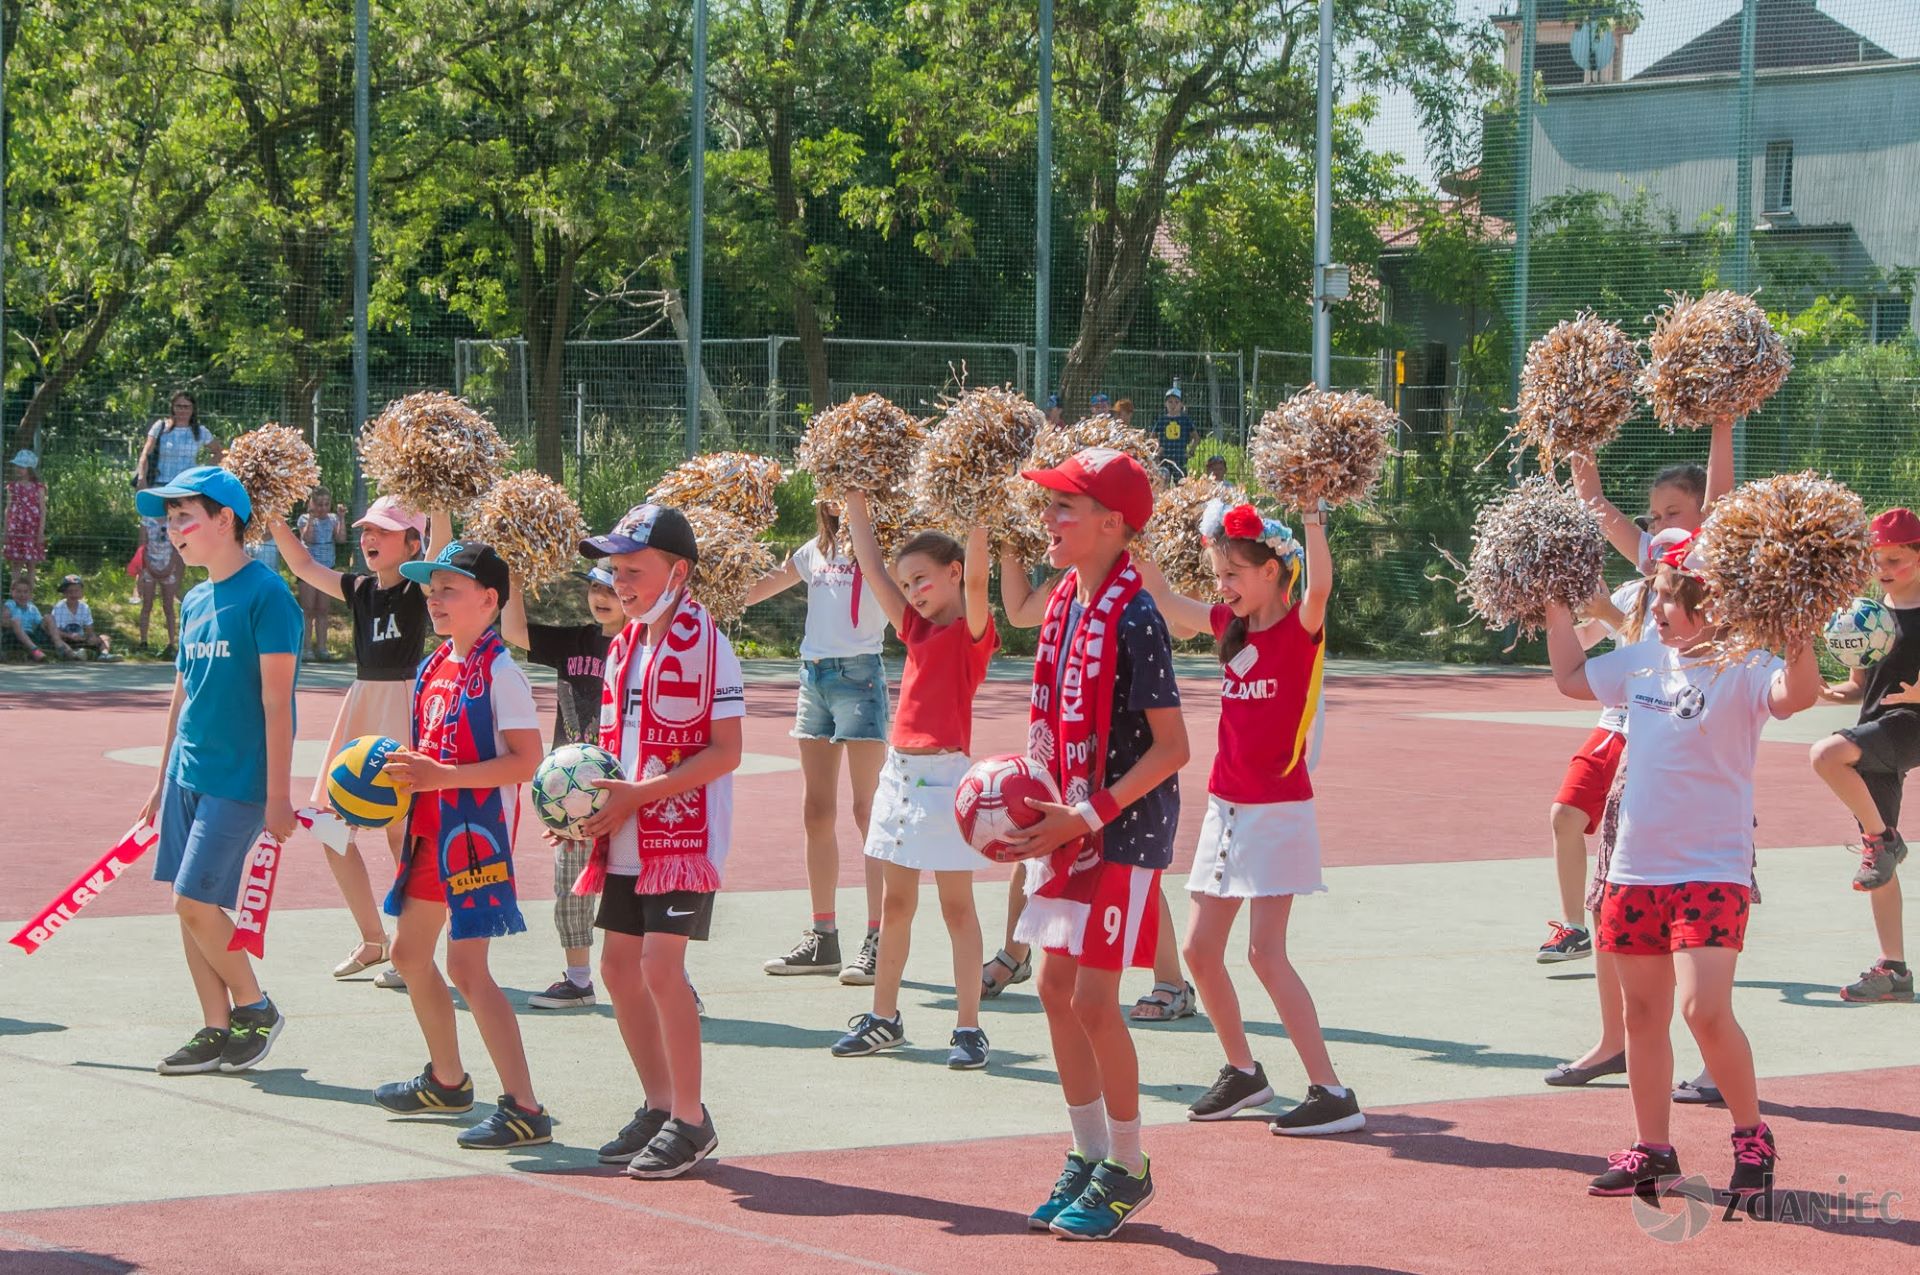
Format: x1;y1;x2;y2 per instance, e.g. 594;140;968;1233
170;559;303;804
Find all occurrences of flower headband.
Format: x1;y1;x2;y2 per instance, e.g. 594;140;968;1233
1200;499;1301;563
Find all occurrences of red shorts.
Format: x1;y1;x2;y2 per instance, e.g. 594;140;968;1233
1595;881;1751;955
401;838;448;905
1555;728;1626;835
1043;862;1161;972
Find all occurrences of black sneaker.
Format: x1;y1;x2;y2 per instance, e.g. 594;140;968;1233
839;930;879;986
763;928;841;975
831;1011;905;1057
374;1063;476;1114
1729;1123;1778;1197
626;1107;718;1179
1537;921;1593;964
528;977;597;1009
947;1027;989;1070
598;1106;670;1164
1270;1084;1366;1136
1188;1062;1276;1121
1589;1142;1682;1196
1028;1152;1097;1231
1853;829;1909;892
217;1000;285;1073
157;1027;230;1075
457;1096;553;1149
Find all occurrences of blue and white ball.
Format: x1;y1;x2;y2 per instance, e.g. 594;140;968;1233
532;743;623;840
1824;597;1897;670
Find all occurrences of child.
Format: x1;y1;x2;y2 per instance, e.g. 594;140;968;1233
744;501;889;983
999;448;1190;1240
1810;507;1920;1002
296;488;347;659
269;495;447;987
829;492;996;1067
5;448;45;591
48;574;120;661
136;515;188;655
501;566;625;1009
576;504;744;1179
373;541;550;1148
133;465;300;1076
1135;499;1364;1134
5;575;51;662
1544;534;1821;1198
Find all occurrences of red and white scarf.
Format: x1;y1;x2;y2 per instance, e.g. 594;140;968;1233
575;591;721;896
1022;553;1142;944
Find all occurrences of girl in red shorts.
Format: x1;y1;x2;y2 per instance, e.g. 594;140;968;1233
1544;536;1821;1199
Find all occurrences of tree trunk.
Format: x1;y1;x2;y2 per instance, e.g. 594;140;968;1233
768;89;831;411
660;259;729;439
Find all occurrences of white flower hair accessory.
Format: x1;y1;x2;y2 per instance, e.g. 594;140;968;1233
1200;498;1302;564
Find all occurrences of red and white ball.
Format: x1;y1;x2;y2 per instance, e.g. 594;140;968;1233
954;754;1062;864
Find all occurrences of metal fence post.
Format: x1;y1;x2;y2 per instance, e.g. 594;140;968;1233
1507;0;1536;418
685;0;709;458
1035;0;1053;402
1730;0;1757;476
349;0;371;522
1311;0;1334;391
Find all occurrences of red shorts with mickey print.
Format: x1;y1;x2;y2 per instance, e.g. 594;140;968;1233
1594;880;1751;955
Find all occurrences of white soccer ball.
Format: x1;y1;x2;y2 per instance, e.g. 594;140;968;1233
532;743;623;840
1825;597;1897;670
954;754;1062;864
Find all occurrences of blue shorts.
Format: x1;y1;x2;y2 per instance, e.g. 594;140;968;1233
793;654;890;743
154;778;265;908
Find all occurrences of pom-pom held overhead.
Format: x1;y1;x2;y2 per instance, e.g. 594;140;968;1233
1459;476;1607;638
912;386;1045;528
1698;471;1873;662
647;452;785;534
358;391;511;514
795;394;926;501
1144;474;1253;600
1515;313;1641;465
1005;413;1164;559
1640;291;1792;431
222;425;321;545
462;471;589;590
1249;387;1398;511
681;505;776;625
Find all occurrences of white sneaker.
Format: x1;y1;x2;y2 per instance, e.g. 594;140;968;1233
373;966;408;991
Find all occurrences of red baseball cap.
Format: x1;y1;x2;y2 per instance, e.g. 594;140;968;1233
1021;447;1155;532
1872;507;1920;548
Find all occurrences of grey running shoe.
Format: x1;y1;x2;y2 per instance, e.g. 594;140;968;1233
1841;961;1915;1003
1852;829;1908;892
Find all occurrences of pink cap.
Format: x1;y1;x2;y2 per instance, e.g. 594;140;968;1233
354;495;427;536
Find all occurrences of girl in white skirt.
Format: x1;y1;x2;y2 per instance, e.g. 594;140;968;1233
1136;498;1364;1135
828;492;998;1069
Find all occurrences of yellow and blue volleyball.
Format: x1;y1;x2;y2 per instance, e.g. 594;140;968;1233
327;735;412;828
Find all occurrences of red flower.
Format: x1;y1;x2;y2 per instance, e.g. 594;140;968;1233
1221;504;1265;540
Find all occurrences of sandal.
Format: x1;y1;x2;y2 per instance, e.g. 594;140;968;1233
333;939;389;979
1129;980;1198;1023
1672;1078;1724;1106
981;948;1032;999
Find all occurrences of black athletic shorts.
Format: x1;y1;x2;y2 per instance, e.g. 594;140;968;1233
1840;714;1920;828
594;875;715;941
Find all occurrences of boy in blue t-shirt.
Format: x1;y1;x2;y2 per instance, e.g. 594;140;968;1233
135;466;302;1076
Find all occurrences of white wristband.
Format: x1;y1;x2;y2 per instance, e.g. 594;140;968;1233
1073;801;1104;833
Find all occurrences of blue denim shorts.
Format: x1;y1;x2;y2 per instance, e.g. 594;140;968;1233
154;777;266;908
793;653;890;743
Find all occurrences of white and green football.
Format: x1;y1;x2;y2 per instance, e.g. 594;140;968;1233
532;743;623;840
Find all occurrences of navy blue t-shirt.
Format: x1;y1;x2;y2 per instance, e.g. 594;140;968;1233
1057;591;1183;870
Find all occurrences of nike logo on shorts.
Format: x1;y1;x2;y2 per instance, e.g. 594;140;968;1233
666;907;695;918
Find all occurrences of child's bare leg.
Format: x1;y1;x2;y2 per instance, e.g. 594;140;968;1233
1566;920;1627;1068
446;936;537;1110
1151;888;1185;987
1549;802;1591;927
797;740;844;919
873;861;919;1020
935;870;983;1029
1615;953;1677;1147
1071;963;1138;1120
1872;871;1905;961
1181;894;1248;1067
1811;736;1887;835
391;898;463;1086
1039;951;1099;1105
180;915;234;1028
174;895;262;1008
1005;862;1029;956
601;931;669;1108
327;839;390;949
1675;946;1758;1129
1247;896;1340;1087
848;741;886;928
640;934;702;1121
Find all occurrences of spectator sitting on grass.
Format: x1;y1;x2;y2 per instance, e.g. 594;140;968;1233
4;575;50;662
49;573;121;662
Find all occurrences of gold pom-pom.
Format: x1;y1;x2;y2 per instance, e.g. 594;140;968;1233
1515;313;1641;465
1699;471;1872;661
359;391;512;513
682;506;777;625
1249;387;1398;511
911;387;1045;529
462;472;589;590
223;425;321;545
795;394;926;501
1146;475;1252;600
1003;414;1165;559
1640;291;1792;431
648;452;785;534
1459;476;1608;637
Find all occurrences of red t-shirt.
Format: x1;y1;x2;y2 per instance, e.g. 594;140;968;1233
1208;604;1323;804
892;607;998;753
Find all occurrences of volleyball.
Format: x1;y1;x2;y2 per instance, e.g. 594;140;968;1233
1824;597;1896;670
533;743;623;840
326;735;412;828
954;754;1062;864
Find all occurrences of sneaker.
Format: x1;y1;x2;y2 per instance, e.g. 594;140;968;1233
1049;1158;1155;1240
1589;1142;1682;1196
831;1011;905;1057
839;930;879;986
1270;1084;1366;1136
691;980;706;1018
1852;829;1909;892
947;1027;989;1070
457;1096;553;1149
528;977;597;1009
626;1107;719;1179
1188;1062;1276;1121
763;928;841;976
1537;920;1592;963
1841;961;1915;1003
156;1027;230;1075
1728;1123;1778;1196
217;1000;285;1072
1029;1152;1097;1231
373;1063;476;1114
373;966;408;990
598;1106;670;1164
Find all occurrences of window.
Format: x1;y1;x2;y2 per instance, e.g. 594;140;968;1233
1763;141;1794;215
1871;296;1913;344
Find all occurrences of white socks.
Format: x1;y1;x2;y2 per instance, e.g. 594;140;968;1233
1108;1115;1145;1176
565;965;591;989
1067;1099;1109;1162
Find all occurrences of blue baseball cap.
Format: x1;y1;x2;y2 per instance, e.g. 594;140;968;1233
1164;386;1183;400
136;464;253;523
398;540;512;605
1090;392;1112;407
1045;394;1061;409
583;566;616;588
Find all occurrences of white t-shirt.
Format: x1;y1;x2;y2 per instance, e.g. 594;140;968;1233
1591;579;1658;734
1585;643;1784;886
417;649;542;822
609;629;747;876
51;599;93;637
792;541;888;660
